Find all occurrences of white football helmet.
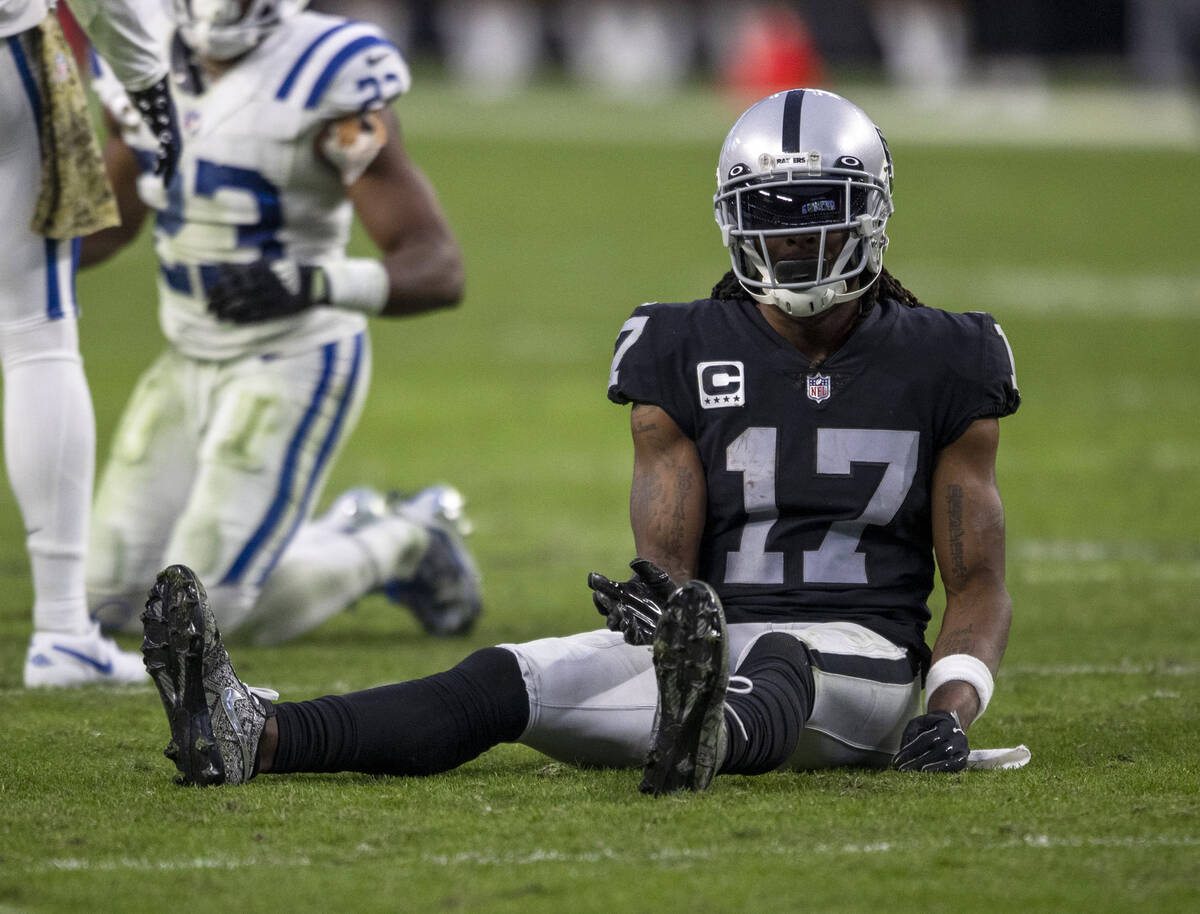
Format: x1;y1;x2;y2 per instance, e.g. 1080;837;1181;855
714;89;894;318
171;0;309;61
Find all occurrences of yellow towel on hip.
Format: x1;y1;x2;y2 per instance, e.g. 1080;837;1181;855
27;13;119;239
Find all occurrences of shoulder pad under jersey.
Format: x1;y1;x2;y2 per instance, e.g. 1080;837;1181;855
269;14;410;120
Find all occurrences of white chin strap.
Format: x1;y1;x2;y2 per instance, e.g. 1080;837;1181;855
749;281;865;318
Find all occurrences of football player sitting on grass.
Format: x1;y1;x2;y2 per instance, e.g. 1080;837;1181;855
141;89;1019;792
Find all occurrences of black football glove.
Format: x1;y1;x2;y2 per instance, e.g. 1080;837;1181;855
127;75;181;187
892;710;969;772
587;557;676;646
208;260;329;324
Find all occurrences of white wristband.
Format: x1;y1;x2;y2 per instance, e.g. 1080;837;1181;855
320;259;389;315
925;653;994;722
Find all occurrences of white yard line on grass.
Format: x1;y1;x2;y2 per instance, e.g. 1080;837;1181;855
409;83;1200;150
17;834;1200;874
852;85;1200;149
1002;662;1199;676
1016;564;1200;584
1011;539;1200;584
1014;540;1200;562
4;657;1193;701
895;267;1200;319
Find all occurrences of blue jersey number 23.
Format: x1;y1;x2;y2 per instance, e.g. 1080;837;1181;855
156;159;283;259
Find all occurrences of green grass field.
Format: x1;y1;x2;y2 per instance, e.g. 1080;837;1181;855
1;81;1198;913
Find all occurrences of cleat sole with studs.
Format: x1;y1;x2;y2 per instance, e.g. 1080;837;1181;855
141;566;226;786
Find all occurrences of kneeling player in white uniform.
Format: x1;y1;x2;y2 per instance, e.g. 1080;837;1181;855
138;89;1021;792
83;0;480;645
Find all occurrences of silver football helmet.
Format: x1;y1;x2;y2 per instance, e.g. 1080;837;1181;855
714;89;894;318
171;0;309;61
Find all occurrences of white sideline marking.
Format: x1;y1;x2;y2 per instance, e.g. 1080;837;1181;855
17;835;1200;874
26;856;312;873
5;661;1192;701
1013;541;1200;562
1002;662;1199;677
1016;564;1200;584
410;84;1200;149
1011;540;1200;585
1003;663;1200;677
0;685;155;699
851;85;1200;149
898;267;1200;319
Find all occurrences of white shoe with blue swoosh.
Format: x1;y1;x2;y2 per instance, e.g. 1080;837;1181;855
23;623;146;687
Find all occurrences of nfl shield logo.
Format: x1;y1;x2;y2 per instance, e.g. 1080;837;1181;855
806;373;831;403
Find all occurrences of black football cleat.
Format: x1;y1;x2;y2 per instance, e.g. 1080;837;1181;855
640;580;729;796
141;565;272;786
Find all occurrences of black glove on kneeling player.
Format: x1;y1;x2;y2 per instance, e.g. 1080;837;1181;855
892;710;969;772
208;260;330;324
587;557;676;646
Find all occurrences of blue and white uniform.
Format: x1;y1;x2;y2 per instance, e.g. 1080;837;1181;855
88;11;415;634
3;0;165;685
2;0;163;328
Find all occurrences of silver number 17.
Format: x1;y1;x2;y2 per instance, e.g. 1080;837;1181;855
724;426;920;585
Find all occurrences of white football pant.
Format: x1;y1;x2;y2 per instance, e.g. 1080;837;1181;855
88;330;424;640
504;620;922;770
1;36;97;637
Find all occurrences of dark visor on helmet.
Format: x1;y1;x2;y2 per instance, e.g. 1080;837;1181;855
738;182;868;231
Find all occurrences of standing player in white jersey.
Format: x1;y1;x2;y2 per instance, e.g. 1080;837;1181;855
2;0;181;687
81;0;481;645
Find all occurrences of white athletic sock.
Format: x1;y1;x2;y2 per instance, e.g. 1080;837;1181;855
241;516;428;645
1;317;95;635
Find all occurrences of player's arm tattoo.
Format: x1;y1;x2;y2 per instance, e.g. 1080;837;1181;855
629;404;704;582
630;449;699;576
938;621;976;657
631;409;658;437
945;484;969;586
930;418;1012;678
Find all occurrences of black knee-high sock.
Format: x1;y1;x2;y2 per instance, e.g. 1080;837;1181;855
270;647;529;776
721;633;815;775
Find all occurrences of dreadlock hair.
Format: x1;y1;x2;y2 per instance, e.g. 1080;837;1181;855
710;269;747;302
710;266;926;310
874;267;925;309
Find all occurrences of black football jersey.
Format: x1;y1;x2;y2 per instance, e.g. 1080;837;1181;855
607;295;1020;666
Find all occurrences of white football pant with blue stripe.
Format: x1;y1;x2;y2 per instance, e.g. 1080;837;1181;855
0;33;97;638
88;331;429;642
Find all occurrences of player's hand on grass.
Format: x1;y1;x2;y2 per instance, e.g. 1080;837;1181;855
587;557;676;646
892;710;969;772
209;260;328;323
